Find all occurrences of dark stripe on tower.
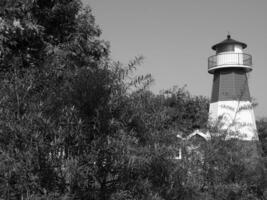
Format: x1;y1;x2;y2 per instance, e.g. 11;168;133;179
211;68;251;103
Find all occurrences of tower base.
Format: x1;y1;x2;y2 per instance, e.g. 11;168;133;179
209;100;258;141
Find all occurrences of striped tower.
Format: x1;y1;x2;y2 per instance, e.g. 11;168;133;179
208;35;258;141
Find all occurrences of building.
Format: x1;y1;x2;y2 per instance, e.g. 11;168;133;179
208;35;258;141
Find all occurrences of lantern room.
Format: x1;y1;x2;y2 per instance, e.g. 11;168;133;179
208;35;252;74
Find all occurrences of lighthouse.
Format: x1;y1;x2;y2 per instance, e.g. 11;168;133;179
208;35;258;141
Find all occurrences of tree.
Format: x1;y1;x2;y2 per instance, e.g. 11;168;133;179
0;1;266;200
0;0;111;199
257;119;267;157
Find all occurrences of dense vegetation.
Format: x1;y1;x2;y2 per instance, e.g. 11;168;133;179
0;0;266;199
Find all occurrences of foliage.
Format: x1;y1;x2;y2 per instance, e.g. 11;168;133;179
0;1;266;200
257;119;267;157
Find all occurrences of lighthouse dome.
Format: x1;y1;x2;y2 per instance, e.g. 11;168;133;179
212;35;247;53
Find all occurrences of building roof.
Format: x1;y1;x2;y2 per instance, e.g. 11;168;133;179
212;35;247;50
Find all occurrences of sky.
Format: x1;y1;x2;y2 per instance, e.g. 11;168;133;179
83;0;267;118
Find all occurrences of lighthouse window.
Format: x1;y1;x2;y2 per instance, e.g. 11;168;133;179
217;44;234;53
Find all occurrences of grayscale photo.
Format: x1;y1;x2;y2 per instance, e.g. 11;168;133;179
0;0;266;199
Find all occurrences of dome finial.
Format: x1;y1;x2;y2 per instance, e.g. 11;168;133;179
227;31;231;39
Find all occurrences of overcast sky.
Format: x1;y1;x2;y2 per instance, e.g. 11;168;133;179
83;0;267;118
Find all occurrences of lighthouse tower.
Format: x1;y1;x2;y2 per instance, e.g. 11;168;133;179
208;35;258;140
